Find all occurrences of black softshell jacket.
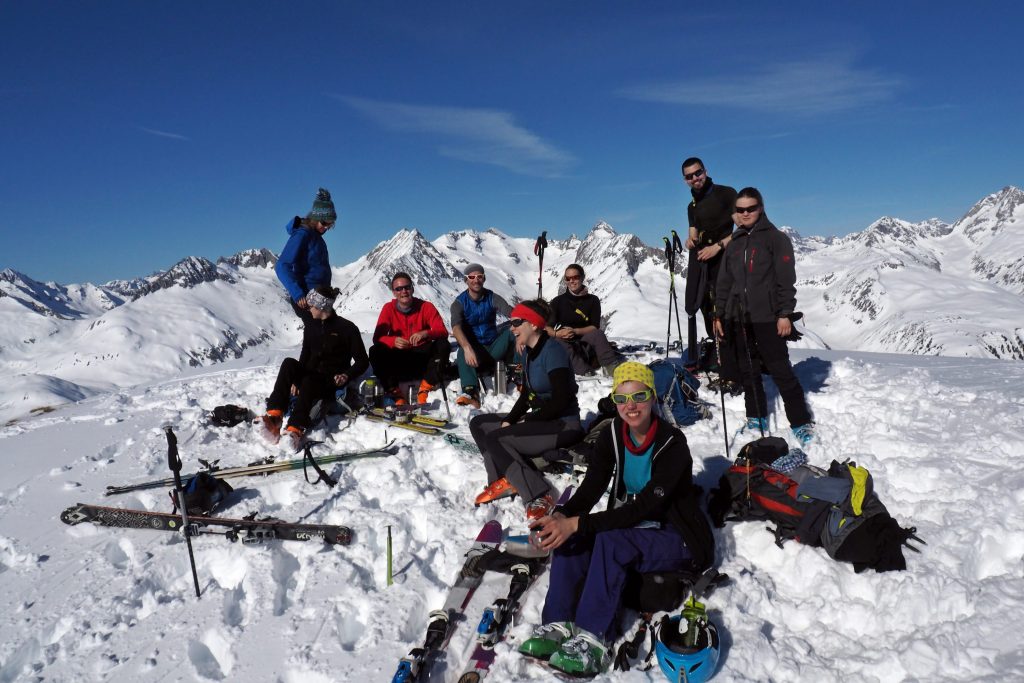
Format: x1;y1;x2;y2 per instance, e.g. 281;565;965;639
298;314;369;378
714;215;798;323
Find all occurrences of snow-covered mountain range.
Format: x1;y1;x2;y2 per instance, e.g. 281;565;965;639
2;187;1022;422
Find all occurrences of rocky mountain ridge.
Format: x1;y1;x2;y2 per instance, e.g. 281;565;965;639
1;187;1021;416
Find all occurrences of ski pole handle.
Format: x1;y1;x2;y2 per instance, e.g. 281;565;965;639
164;426;182;473
533;231;548;255
671;230;683;254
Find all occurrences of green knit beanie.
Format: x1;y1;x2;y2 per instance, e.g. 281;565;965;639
309;188;337;223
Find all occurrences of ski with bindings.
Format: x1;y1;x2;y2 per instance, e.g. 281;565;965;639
457;559;541;683
60;503;352;545
104;441;398;496
367;407;450;429
456;486;573;681
393;520;503;682
363;414;441;436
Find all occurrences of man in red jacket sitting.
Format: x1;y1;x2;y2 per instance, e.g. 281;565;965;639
369;272;451;404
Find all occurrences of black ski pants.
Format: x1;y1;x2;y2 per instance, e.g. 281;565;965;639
368;338;450;391
556;330;623;375
728;320;812;428
266;357;339;431
469;413;584;504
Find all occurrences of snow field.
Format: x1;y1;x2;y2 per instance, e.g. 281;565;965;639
0;348;1022;681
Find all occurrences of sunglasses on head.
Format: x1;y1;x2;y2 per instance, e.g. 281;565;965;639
735;204;761;215
611;389;654;405
683;168;705;181
393;284;413;292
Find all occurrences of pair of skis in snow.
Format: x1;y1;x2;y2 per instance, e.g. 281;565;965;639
392;520;546;683
394;488;571;682
65;436;399;548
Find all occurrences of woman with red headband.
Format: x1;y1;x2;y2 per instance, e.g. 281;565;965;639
468;298;583;520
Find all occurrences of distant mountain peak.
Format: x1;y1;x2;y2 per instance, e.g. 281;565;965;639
589;221;617;236
219;248;277;269
1;267;32;285
956;185;1024;243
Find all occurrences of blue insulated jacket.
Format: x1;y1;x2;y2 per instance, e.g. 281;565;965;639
455;289;499;345
275;217;331;302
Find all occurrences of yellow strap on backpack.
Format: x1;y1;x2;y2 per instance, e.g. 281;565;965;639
847;464;870;516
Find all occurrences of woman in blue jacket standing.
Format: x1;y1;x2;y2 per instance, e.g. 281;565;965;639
276;188;336;323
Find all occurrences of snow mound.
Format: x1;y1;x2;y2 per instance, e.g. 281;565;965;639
0;374;101;425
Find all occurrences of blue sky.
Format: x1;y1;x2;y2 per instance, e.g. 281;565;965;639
2;1;1021;284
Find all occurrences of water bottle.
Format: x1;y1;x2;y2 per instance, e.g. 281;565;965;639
359;378;377;407
495;361;507;394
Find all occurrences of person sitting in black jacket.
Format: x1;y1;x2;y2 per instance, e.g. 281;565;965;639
259;286;368;450
547;264;624;376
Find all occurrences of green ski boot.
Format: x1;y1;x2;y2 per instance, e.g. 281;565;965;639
519;621;574;660
548;628;610;677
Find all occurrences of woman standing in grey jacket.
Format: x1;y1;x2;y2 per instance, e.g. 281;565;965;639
713;187;815;445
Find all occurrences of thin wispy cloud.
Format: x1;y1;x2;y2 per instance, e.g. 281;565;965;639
695;131;794;150
618;57;901;115
334;95;575;178
138;126;189;141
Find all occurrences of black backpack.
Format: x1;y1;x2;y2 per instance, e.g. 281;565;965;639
209;404;253;428
170;472;234;516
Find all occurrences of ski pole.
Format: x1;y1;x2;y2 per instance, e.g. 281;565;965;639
670;230;686;358
663;237;674;357
387;525;394;587
435;357;452;422
712;314;730;457
164;426;202;599
674;229;698;366
533;231;548;298
738;305;766;438
671;278;684;357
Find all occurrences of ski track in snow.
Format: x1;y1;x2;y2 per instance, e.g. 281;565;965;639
0;349;1023;681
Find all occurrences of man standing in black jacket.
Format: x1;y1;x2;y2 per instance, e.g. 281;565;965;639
258;286;369;449
682;157;740;389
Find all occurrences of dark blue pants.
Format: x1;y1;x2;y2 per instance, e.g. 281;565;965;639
542;526;693;642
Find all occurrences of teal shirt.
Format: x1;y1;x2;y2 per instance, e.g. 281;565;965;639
623;432;655;495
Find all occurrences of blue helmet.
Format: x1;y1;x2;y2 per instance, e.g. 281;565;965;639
655;610;720;683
